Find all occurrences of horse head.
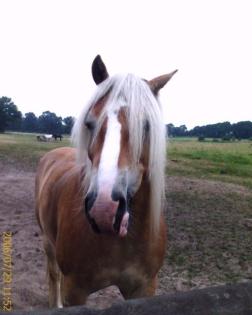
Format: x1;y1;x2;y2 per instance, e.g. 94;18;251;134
73;55;177;237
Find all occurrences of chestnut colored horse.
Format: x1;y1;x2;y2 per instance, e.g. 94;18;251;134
35;55;177;307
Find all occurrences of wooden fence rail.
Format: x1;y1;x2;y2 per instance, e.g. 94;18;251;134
1;281;252;315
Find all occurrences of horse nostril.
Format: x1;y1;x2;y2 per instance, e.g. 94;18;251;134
111;189;125;203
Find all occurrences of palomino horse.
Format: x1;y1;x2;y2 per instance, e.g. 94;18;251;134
35;55;177;307
37;134;53;142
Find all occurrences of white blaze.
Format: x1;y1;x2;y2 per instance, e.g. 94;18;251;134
97;111;121;193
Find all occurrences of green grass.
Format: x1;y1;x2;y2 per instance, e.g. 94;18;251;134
167;137;252;188
0;132;71;170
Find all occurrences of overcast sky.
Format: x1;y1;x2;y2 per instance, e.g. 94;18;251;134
0;0;251;129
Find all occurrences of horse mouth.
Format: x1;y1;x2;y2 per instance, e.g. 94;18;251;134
115;211;129;237
85;195;129;237
112;197;129;237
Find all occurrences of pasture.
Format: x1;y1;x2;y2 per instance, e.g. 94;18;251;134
0;132;252;309
168;137;252;188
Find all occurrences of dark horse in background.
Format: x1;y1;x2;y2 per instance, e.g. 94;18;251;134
35;55;177;307
52;134;63;141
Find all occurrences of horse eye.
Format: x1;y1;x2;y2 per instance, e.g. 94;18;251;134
85;120;95;131
144;121;150;133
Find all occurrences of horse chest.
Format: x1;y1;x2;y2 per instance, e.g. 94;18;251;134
81;241;149;272
60;237;154;284
93;264;147;290
97;244;156;286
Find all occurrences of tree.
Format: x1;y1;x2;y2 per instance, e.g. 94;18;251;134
166;124;188;137
177;124;187;136
22;112;38;132
166;123;173;136
188;122;232;138
63;116;75;134
232;121;252;139
38;111;63;134
0;97;22;132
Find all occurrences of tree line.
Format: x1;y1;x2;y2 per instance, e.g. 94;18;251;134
167;121;252;139
0;96;74;134
0;96;251;139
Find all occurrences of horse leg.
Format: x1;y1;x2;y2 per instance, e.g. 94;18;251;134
61;275;88;306
118;276;157;300
43;238;63;308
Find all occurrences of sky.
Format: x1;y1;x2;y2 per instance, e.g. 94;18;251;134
0;0;251;129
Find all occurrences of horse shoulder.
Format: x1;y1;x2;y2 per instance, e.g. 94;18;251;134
35;147;78;242
52;164;90;274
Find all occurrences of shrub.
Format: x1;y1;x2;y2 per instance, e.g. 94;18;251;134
198;136;205;141
212;138;219;142
222;135;232;141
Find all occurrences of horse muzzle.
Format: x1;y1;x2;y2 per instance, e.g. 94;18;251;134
85;190;129;237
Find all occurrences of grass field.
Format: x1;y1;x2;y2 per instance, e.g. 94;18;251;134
0;132;71;170
1;132;252;290
167;137;252;189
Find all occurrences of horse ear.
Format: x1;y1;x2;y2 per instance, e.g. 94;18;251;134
92;55;109;85
148;70;178;95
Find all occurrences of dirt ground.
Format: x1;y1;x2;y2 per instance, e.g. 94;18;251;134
0;162;252;311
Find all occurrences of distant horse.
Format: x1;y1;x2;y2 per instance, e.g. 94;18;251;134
36;134;53;142
52;134;63;141
35;55;177;307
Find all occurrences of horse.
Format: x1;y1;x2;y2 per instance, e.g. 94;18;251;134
35;55;177;308
36;134;53;142
52;134;63;141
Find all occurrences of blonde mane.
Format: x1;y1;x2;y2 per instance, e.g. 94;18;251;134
72;74;166;235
